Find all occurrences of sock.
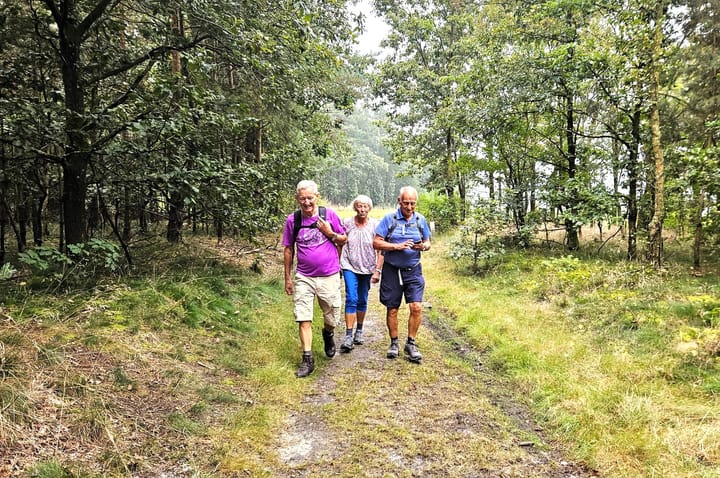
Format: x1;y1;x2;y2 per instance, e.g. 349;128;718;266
407;337;416;344
345;328;353;337
390;337;399;344
302;350;312;357
356;323;364;331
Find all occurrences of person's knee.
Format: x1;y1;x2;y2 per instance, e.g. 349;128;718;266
409;302;422;315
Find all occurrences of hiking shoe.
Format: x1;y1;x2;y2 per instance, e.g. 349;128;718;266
386;340;399;359
322;329;336;357
340;335;354;353
295;354;315;378
404;341;422;363
353;329;365;345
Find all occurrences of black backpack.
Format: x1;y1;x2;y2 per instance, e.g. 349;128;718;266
292;206;327;245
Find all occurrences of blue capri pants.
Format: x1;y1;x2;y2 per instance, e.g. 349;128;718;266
342;269;372;314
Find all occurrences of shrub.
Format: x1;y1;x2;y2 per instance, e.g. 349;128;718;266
418;191;461;232
17;239;123;289
448;200;509;272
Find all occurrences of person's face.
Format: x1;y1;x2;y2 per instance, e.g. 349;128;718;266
355;202;370;218
296;188;318;216
398;193;417;218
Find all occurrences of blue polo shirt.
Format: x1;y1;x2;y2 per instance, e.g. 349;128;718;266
375;209;431;269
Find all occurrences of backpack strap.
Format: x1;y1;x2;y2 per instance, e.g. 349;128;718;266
292;210;302;245
384;216;398;241
292;206;327;244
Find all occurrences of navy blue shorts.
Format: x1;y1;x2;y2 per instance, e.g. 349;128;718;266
379;263;425;308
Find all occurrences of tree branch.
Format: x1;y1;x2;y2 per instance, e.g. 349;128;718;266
41;0;62;25
77;0;116;37
90;34;211;84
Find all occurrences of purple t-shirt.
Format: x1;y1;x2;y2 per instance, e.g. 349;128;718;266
282;208;345;277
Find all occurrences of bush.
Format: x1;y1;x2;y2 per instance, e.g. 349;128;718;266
418;191;461;232
449;200;509;272
18;239;123;289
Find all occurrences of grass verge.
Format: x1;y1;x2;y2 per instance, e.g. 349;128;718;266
423;234;720;478
0;237;317;476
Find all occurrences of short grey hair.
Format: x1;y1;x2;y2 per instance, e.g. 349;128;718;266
352;194;373;210
398;186;418;199
296;180;319;195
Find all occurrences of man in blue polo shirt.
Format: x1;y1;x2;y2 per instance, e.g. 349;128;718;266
373;186;432;363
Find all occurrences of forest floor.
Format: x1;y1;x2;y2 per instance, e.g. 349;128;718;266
269;299;597;477
1;236;601;477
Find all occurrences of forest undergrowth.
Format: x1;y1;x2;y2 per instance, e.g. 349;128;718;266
0;229;718;477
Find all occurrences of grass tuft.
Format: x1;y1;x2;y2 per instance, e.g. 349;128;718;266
71;400;111;442
27;461;73;478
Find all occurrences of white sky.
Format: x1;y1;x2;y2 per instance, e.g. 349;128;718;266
348;0;390;56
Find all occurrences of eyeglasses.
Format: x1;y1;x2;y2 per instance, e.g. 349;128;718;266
400;201;416;206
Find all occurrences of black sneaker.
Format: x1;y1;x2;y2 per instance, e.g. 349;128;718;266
404;341;422;363
322;329;336;357
387;340;399;359
295;354;315;378
340;335;354;353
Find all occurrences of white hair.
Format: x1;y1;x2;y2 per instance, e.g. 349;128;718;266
352;194;373;210
296;180;319;195
398;186;418;199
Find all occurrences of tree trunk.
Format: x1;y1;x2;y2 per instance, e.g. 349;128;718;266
564;92;579;251
122;184;131;242
16;185;28;251
0;199;6;266
166;189;184;243
58;3;90;247
62;155;89;245
692;186;704;270
626;107;641;260
166;9;187;244
245;124;263;163
32;185;47;246
488;170;495;201
646;5;666;269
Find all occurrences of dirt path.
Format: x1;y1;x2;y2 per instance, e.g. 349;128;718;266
272;299;598;478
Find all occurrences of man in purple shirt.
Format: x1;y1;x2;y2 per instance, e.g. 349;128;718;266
283;180;347;378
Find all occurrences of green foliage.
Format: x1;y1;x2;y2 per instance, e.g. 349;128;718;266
541;177;618;231
417;191;460;232
0;263;17;280
0;0;359;250
17;240;123;289
320;107;413;207
373;0;482;201
448;200;508;272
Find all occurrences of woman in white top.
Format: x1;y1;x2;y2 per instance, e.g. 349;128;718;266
339;195;383;352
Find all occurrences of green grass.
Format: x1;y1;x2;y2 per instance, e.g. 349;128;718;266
423;235;720;478
0;238;308;475
4;231;720;476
